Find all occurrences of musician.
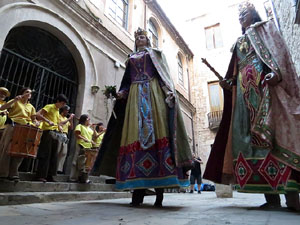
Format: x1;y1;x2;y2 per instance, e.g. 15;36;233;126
57;105;74;174
0;87;10;140
92;122;106;148
70;114;95;183
0;87;37;181
35;94;68;182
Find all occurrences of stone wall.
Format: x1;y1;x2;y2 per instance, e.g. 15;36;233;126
272;0;300;76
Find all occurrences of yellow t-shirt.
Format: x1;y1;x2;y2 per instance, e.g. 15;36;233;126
93;131;105;148
0;100;7;129
75;124;93;149
59;114;70;134
40;104;60;131
7;99;36;125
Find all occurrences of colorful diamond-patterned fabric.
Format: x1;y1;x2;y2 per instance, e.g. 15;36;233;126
231;33;300;194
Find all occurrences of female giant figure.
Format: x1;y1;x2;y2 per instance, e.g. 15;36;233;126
93;28;192;207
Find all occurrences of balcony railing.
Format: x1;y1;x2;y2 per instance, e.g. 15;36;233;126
207;110;223;130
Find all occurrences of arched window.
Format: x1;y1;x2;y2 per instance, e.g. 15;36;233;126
148;20;159;48
177;54;184;85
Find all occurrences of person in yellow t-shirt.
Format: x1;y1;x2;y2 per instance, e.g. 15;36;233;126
92;122;106;148
56;105;74;174
0;87;10;140
0;87;37;181
35;94;68;183
70;114;95;183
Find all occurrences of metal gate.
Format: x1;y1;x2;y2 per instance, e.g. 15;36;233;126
0;48;78;111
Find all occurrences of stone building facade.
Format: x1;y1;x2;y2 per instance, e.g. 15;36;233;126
0;0;195;174
272;0;300;76
184;0;244;170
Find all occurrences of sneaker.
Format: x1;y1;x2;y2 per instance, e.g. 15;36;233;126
198;191;201;194
189;190;194;193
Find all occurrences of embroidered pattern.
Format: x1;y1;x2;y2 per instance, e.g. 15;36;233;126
247;28;282;80
235;153;253;189
138;81;155;150
258;153;291;189
136;152;158;176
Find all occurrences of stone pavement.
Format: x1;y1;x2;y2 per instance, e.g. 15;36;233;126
0;192;299;225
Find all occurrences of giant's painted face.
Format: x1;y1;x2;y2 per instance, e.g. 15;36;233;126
135;34;148;48
239;8;254;29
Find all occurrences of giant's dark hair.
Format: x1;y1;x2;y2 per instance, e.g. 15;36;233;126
241;9;262;34
79;114;89;125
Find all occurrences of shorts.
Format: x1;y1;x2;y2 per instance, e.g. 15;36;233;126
190;174;202;185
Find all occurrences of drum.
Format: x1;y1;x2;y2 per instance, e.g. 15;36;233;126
8;124;43;158
84;148;99;172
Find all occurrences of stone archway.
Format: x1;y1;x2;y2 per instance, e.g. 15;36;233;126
0;2;98;115
1;26;78;111
0;2;98;174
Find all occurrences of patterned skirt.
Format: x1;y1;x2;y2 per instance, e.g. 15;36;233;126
115;78;189;190
233;68;300;194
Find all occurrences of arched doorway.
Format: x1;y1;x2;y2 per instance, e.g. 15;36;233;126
0;26;78;111
0;26;79;173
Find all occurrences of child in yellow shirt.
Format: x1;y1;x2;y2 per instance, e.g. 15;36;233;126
0;87;37;181
70;114;95;183
92;122;106;148
35;94;68;182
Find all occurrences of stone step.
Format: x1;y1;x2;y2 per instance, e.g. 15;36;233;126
0;180;116;192
0;191;131;205
19;173;115;184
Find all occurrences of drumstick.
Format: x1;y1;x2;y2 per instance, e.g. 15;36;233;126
67;114;80;120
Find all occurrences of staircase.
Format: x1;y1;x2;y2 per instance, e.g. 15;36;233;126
0;173;131;205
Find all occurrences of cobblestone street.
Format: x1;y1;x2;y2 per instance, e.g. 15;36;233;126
1;192;299;225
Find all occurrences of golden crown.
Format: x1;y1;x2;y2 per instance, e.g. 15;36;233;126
238;1;256;14
134;27;148;39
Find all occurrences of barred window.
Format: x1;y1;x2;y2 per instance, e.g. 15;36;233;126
108;0;129;29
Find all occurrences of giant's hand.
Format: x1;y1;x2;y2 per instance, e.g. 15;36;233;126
162;86;175;108
219;79;232;91
116;91;127;100
264;72;281;86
